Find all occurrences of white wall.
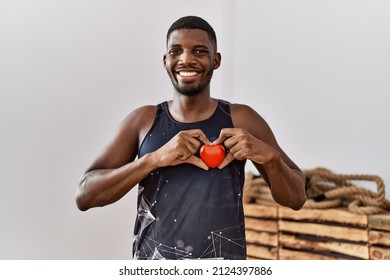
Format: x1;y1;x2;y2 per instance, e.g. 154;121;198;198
232;0;390;188
1;0;389;259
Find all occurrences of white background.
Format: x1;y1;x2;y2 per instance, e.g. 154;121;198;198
1;0;389;259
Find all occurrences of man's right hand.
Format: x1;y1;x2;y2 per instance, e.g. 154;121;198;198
152;129;211;170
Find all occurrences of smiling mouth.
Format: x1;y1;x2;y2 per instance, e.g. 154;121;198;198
178;71;198;77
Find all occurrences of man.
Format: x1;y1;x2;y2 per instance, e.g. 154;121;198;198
76;16;306;260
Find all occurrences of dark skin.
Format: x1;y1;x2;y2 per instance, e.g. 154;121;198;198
75;28;306;212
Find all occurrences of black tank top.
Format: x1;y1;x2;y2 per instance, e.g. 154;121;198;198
133;100;246;260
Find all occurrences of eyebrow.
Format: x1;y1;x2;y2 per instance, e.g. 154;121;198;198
167;44;210;49
193;44;210;49
167;44;182;49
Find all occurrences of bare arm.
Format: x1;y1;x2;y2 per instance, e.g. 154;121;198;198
75;106;210;211
214;104;306;210
75;106;156;211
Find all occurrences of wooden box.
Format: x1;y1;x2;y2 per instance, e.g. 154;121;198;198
245;204;390;260
243;170;390;260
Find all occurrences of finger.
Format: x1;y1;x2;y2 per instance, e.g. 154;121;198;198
213;128;236;145
187;129;211;145
224;136;240;149
185;155;209;170
182;140;200;155
176;149;192;161
217;153;235;169
176;130;203;154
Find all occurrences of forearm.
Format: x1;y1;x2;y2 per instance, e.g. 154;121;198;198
76;153;158;211
256;155;306;210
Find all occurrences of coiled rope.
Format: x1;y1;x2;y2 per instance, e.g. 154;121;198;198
243;167;390;215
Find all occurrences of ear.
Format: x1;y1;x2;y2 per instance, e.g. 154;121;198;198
213;52;221;70
163;54;167;67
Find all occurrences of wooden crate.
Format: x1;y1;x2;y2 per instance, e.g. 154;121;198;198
368;214;390;259
244;203;390;260
244;204;278;260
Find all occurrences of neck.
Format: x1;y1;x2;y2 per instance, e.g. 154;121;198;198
168;91;217;123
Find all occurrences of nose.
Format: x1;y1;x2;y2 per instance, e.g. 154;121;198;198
179;49;195;65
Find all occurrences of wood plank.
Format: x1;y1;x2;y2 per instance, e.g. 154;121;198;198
246;244;277;260
368;230;390;246
279;207;367;227
245;217;278;233
278;220;368;242
368;214;390;231
246;229;278;247
369;246;390;260
254;192;274;200
246;256;260;260
244;204;278;218
255;199;279;207
279;248;343;260
246;185;271;194
279;234;369;259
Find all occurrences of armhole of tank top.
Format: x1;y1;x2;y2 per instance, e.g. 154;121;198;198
138;103;164;152
218;99;233;122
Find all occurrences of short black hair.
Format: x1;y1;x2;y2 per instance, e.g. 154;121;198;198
166;16;217;51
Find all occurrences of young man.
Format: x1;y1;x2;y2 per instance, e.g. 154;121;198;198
76;16;306;260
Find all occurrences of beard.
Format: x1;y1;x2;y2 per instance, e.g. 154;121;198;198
173;80;210;96
171;70;214;97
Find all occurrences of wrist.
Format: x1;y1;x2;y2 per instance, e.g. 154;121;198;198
139;152;160;171
261;149;282;170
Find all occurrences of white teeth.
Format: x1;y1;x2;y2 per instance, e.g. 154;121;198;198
179;71;197;77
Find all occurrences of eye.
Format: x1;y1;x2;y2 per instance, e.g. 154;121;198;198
168;48;182;56
194;49;209;55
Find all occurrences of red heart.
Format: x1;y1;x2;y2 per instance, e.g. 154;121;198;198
200;144;226;168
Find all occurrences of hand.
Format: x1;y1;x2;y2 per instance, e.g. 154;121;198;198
153;129;211;170
213;128;278;169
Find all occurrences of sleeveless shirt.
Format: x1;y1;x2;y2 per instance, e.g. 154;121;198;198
133;100;246;260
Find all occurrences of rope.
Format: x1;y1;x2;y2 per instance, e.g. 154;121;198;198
243;168;390;215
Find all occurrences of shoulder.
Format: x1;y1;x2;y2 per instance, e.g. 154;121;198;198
123;105;158;124
218;100;260;119
120;105;158;137
229;103;275;139
84;105;160;172
229;103;255;114
229;103;266;126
